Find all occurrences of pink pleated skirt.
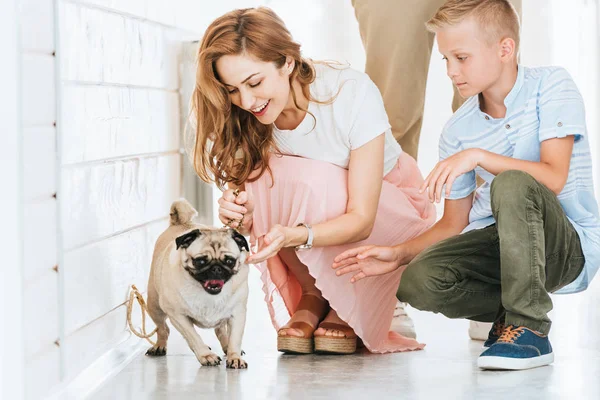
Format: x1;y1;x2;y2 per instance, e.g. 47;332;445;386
246;152;436;353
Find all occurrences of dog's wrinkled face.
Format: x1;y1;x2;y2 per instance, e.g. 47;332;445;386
175;228;249;295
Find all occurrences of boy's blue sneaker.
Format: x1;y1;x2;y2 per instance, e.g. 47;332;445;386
477;325;554;370
483;321;505;348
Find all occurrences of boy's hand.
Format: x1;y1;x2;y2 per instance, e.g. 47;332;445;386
421;148;481;203
332;245;404;283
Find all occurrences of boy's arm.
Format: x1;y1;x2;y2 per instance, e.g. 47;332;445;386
473;136;574;195
423;137;574;202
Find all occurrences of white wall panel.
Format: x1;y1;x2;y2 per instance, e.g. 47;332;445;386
63;303;142;381
69;0;178;28
59;2;180;89
61;85;179;164
63;219;167;336
61;154;181;249
23;127;57;201
24;345;60;400
21;54;56;126
1;0;25;396
20;0;55;53
23;199;58;283
23;269;59;359
68;0;263;35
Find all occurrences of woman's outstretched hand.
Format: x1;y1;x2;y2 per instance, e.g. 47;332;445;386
246;224;287;264
332;245;404;283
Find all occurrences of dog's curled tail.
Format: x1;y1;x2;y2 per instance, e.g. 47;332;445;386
169;199;198;226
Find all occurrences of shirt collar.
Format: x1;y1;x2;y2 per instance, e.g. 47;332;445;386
503;64;525;108
477;64;525;119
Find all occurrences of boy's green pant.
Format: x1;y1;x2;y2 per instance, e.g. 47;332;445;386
397;170;585;334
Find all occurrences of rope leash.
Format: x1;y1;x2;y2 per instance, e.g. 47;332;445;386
126;284;158;345
225;188;245;231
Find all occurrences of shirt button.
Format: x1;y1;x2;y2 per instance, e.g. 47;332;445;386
505;124;511;129
485;115;490;120
558;122;563;127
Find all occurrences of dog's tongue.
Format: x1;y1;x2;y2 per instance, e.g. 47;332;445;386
203;279;225;289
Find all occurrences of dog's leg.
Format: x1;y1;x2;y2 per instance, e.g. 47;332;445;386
145;282;170;356
225;305;248;369
215;323;229;355
169;314;221;366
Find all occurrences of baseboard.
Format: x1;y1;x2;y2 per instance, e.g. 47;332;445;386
45;334;146;400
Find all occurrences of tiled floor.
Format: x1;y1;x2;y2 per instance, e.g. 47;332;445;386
88;269;600;400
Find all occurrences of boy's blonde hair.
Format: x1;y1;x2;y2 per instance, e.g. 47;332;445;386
426;0;520;51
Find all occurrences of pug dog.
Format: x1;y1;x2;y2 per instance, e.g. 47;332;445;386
144;199;250;369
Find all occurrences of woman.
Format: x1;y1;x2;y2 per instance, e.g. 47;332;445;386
190;7;435;354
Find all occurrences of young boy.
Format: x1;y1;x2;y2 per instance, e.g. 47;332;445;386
332;0;600;370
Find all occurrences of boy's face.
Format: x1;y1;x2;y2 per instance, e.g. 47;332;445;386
436;17;505;98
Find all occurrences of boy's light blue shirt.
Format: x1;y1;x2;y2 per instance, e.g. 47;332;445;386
439;65;600;294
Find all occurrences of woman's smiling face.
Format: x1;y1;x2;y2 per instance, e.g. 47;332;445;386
216;53;294;125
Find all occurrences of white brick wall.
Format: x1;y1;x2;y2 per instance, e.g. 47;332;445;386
55;0;188;390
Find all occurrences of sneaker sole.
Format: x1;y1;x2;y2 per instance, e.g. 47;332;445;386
477;352;554;370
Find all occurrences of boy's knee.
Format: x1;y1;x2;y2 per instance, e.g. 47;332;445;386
491;170;536;210
397;257;453;313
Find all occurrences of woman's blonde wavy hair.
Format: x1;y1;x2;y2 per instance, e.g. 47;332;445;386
190;7;330;190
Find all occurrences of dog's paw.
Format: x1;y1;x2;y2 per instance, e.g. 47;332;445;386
198;352;222;367
226;356;248;369
145;345;167;357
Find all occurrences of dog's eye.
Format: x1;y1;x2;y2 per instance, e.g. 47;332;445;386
193;256;209;267
224;257;236;266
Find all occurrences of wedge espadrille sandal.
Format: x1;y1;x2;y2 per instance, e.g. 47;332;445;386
277;295;328;354
314;322;357;354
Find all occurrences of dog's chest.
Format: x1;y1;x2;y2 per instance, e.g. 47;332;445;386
177;285;235;328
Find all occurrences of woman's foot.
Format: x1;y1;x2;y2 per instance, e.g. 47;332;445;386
277;294;329;354
278;294;329;337
314;309;357;354
314;309;354;338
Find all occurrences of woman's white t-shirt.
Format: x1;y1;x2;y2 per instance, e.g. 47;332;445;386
273;63;403;176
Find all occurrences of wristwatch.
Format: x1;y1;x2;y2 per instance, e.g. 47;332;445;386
295;223;313;250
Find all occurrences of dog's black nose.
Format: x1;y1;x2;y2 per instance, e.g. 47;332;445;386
211;265;230;279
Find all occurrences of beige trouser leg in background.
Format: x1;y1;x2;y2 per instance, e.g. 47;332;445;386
352;0;522;160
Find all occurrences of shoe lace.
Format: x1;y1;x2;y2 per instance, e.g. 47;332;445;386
492;322;505;337
497;325;524;343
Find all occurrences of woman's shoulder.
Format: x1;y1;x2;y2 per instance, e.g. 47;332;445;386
311;62;373;102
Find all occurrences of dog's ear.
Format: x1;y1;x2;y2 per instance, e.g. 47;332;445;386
230;230;249;253
175;229;201;250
